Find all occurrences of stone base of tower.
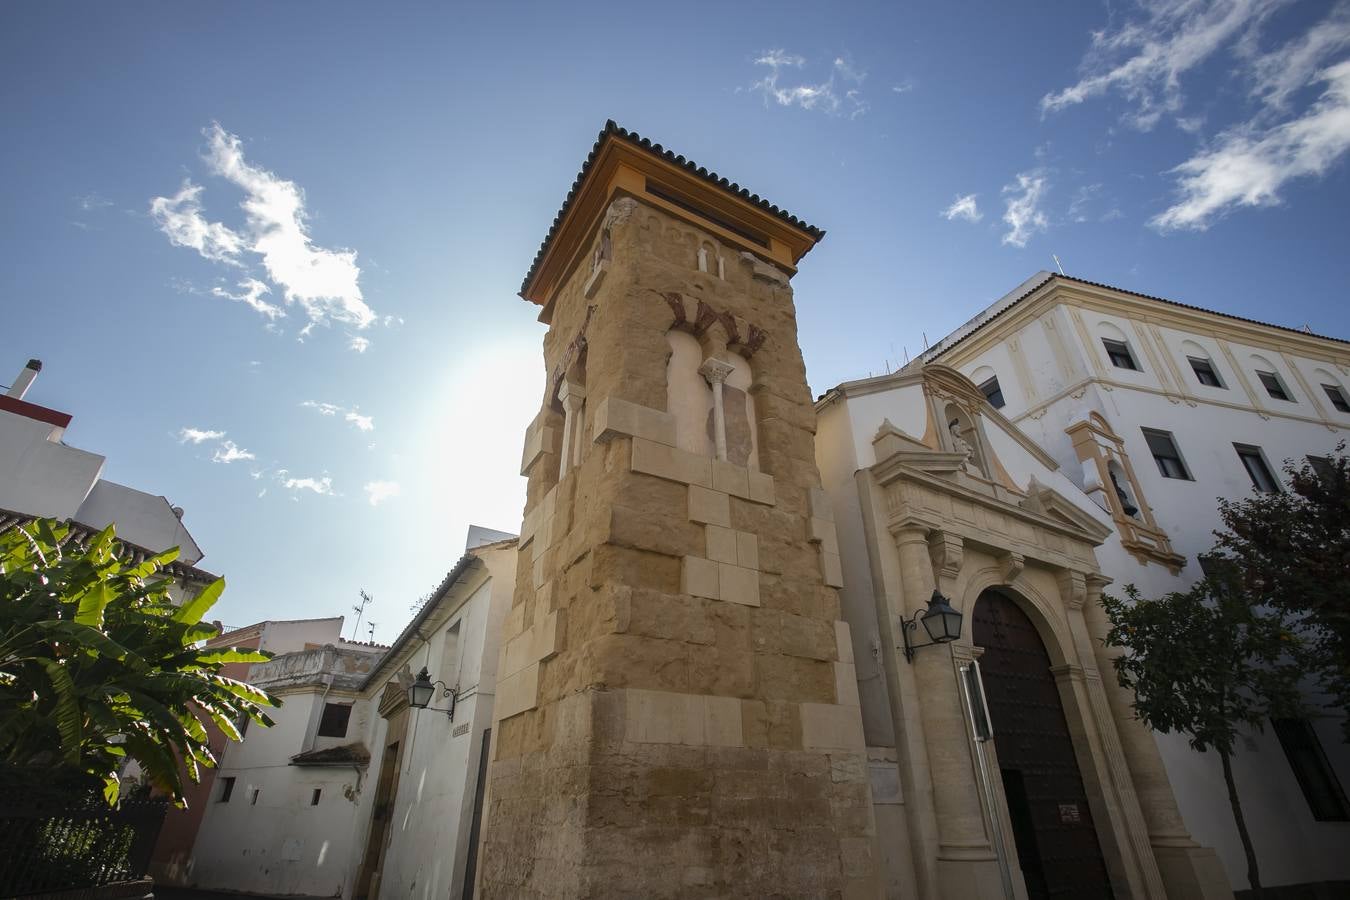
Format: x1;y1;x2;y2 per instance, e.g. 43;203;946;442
1153;843;1235;899
480;689;881;899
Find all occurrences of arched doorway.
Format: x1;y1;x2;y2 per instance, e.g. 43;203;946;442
973;589;1114;900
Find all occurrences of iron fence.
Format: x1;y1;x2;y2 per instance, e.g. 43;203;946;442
0;797;167;897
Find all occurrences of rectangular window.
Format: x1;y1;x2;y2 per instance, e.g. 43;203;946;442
1188;357;1224;388
978;376;1005;409
1102;338;1139;371
1324;384;1350;413
1308;455;1336;481
317;702;352;738
1273;719;1350;821
250;787;261;806
1257;370;1292;401
1142;429;1191;480
218;776;235;803
1235;444;1280;493
311;788;322;806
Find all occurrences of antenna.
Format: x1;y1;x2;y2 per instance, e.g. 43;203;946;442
366;621;378;642
903;346;910;365
1052;254;1065;275
922;331;929;350
351;590;372;640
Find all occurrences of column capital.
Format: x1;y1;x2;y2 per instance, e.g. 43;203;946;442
557;380;586;410
698;357;735;385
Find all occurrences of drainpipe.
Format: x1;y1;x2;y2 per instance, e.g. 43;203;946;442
959;659;1016;900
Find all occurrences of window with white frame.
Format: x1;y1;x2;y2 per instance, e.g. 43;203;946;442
978;375;1005;409
1102;338;1140;371
1188;356;1224;388
1235;444;1280;493
1323;383;1350;413
1257;370;1292;402
1142;429;1191;480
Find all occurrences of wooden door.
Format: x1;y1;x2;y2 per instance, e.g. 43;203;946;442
354;706;407;900
974;590;1114;900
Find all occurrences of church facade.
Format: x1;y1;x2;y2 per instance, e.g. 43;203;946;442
478;123;1350;899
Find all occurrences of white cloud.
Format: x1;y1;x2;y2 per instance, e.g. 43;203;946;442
178;427;225;444
212;440;256;464
150;124;377;339
348;335;371;353
1040;0;1285;130
1152;58;1350;230
941;193;983;223
749;50;869;118
202;124;374;329
892;79;916;94
364;480;401;506
75;193;113;212
279;472;334;495
302;400;374;432
1002;172;1050;247
150;181;246;263
211;278;285;320
1250;4;1350;111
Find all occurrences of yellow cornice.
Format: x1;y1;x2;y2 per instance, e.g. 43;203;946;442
522;127;822;313
939;280;1350;369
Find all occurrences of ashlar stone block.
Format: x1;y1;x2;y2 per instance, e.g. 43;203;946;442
688;485;731;527
718;563;761;607
800;701;866;751
592;396;677;447
706;525;739;564
632;437;712;488
682;556;720;601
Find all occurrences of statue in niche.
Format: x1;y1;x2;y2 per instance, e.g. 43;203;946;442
591;228;611;274
949;418;983;477
1109;468;1140;517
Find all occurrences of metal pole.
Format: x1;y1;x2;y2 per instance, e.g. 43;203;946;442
959;660;1016;900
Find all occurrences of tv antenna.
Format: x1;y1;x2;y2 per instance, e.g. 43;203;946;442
352;590;373;640
1052;254;1065;275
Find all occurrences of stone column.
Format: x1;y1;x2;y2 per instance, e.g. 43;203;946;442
698;357;734;463
556;380;585;476
1081;575;1234;899
893;525;1002;896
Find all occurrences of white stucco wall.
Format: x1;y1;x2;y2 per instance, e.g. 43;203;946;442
0;410;103;518
935;292;1350;891
74;479;203;563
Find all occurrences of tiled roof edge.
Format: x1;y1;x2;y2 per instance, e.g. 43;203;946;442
520;120;825;297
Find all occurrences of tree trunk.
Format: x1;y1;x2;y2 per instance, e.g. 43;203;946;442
1220;747;1262;898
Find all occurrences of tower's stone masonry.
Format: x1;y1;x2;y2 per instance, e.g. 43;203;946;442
479;124;879;898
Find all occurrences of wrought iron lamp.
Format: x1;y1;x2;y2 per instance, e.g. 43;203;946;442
407;666;458;720
901;590;963;663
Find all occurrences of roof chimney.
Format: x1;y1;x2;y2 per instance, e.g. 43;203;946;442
6;359;41;401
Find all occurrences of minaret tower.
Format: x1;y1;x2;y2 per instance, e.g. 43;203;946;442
479;122;879;898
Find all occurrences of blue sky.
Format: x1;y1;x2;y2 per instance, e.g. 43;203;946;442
4;0;1348;642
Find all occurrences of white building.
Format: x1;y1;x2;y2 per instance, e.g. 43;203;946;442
816;272;1350;897
0;358;202;563
151;616;386;886
185;529;516;900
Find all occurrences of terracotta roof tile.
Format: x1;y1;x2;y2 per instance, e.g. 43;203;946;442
520;120;825;297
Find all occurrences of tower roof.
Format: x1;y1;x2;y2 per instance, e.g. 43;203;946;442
519;121;825;313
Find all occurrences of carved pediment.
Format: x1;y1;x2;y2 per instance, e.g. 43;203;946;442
378;671;412;718
1021;478;1113;543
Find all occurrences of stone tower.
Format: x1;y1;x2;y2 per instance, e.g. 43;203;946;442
479;122;879;898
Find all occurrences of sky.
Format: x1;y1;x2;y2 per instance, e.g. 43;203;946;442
3;0;1348;643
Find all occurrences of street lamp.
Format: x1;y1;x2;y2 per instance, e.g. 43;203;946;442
902;590;963;663
407;666;458;720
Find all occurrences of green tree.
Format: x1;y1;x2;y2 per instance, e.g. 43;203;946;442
1213;443;1350;739
0;519;277;806
1100;569;1307;899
